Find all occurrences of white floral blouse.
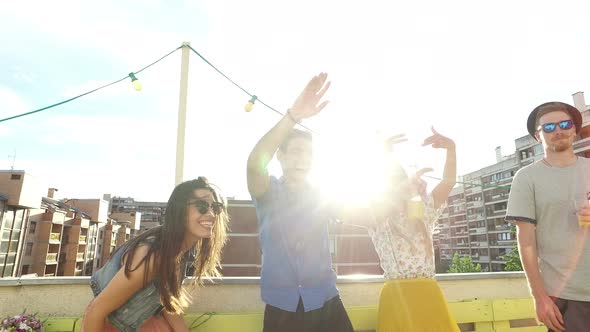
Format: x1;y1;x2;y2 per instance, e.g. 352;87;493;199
367;195;446;279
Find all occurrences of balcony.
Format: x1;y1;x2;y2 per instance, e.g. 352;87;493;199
49;232;61;244
0;273;546;331
450;220;468;227
489;224;510;232
490;240;516;247
491;256;507;264
470;241;489;248
465;200;483;209
79;235;86;244
467;213;484;221
45;253;58;264
449;209;466;217
489;193;509;201
469;227;486;235
447;200;464;207
76;252;84;262
450;232;468;239
486;209;507;218
520;156;535;165
464;186;483;195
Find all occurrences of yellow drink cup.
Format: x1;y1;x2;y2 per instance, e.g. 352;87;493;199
407;198;425;221
574;197;590;227
577;210;590;227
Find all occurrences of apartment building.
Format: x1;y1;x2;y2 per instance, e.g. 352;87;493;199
108;196;166;232
0;174;137;277
0;170;42;277
19;194;113;277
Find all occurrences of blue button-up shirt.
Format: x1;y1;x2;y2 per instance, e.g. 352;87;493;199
253;176;339;312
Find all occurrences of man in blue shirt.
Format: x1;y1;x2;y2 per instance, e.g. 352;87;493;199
246;72;354;332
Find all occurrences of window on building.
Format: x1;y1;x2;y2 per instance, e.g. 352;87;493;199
9;241;19;253
3;264;13;277
25;242;33;256
29;222;36;234
3;211;14;229
21;265;29;275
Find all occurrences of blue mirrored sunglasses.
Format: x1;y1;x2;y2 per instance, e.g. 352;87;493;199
538;120;574;133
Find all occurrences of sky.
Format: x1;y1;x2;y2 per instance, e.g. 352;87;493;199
1;0;590;202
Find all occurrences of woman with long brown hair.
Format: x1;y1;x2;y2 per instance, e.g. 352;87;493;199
83;177;229;331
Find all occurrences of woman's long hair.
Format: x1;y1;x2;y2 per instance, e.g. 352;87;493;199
383;164;434;260
119;177;229;313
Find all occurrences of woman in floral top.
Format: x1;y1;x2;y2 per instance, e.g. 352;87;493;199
368;127;456;280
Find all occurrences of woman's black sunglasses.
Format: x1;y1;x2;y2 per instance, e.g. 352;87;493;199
188;200;224;215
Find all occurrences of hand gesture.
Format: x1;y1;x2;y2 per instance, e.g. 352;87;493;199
422;127;455;151
408;167;433;198
534;294;564;332
289;73;331;121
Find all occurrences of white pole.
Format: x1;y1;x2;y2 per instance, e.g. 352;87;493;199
176;42;191;186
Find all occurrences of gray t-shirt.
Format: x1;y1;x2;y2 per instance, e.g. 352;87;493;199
505;157;590;301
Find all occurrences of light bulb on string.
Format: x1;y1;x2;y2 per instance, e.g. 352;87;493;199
128;73;142;91
245;95;257;112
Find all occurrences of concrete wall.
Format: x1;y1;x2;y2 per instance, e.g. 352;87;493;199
66;199;109;222
110;212;141;230
0;272;531;317
0;171;42;209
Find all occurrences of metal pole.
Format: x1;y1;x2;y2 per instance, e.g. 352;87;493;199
175;42;191;186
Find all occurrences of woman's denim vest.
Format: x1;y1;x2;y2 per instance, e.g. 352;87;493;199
90;240;163;332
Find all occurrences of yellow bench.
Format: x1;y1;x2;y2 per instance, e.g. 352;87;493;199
447;299;545;332
42;298;545;332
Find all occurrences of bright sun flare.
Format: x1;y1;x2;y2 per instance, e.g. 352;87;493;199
310;132;443;207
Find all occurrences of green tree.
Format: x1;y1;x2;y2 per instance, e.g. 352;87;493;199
447;252;482;273
503;225;523;271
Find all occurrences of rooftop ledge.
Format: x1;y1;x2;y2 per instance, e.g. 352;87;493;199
0;272;542;331
0;271;526;286
0;272;531;316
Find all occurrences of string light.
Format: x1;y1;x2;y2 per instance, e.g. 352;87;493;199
128;73;142;91
0;46;180;123
245;95;257;112
0;43;507;190
186;45;318;133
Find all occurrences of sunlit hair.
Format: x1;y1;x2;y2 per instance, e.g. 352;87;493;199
383;164;433;259
278;129;312;152
118;177;229;314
